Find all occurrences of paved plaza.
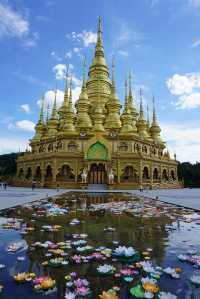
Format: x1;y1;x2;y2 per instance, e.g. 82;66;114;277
0;187;200;211
131;188;200;210
0;187;66;210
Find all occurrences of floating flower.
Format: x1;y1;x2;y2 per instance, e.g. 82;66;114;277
65;292;76;299
97;264;116;274
163;267;180;279
113;246;136;257
159;291;177;299
99;290;118;299
190;275;200;286
75;286;90;296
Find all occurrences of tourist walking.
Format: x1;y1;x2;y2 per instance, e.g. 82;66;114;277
32;180;36;191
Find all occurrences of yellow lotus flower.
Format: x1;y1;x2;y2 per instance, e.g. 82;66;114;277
40;278;55;289
14;272;27;282
142;283;159;293
99;291;118;299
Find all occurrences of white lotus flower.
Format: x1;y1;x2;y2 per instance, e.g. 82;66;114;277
177;254;187;261
65;291;76;299
163;267;180;279
140;261;156;273
114;246;136;257
97;264;115;273
159;291;177;299
141;277;157;285
144;292;154;298
190;275;200;285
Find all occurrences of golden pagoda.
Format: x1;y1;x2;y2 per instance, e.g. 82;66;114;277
17;18;179;189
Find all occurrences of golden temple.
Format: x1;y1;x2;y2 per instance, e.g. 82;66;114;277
17;18;179;189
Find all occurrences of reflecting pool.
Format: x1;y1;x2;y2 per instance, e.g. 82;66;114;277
0;192;200;299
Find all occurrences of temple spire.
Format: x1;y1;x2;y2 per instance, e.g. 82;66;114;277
64;65;69;106
129;71;132;99
152;96;157;124
146;104;150;129
82;56;86;89
39;95;45;124
95;16;104;57
139;88;145;120
111;56;116;91
150;96;163;144
51;89;57;119
124;78;129;113
68;74;73;112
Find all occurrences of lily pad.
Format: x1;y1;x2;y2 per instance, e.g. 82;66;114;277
130;284;144;298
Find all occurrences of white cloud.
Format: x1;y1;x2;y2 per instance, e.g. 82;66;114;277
67;30;97;47
65;51;72;59
73;47;81;53
161;122;200;162
50;51;62;61
53;64;74;80
0;3;39;48
15;120;35;132
21;104;31;114
191;38;200;48
118;50;129;57
0;137;28;154
79;30;97;47
37;85;81;114
0;3;29;38
166;73;200;109
53;64;66;80
175;93;200;109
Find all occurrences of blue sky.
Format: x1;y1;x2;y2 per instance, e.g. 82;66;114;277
0;0;200;162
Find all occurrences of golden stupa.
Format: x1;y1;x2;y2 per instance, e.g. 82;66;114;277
17;18;179;189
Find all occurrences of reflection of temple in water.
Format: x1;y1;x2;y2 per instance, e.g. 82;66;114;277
6;192;173;298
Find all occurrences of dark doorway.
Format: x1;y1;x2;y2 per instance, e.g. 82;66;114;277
89;163;106;184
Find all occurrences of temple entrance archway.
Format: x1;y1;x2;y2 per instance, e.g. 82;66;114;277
89;163;106;184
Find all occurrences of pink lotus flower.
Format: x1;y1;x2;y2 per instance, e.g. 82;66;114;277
74;278;89;287
75;286;90;296
120;268;132;276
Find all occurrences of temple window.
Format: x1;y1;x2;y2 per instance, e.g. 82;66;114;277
39;146;44;153
162;169;168;181
57;165;75;181
143;166;149;179
119;142;128;151
153;168;159;180
45;165;53;180
56;141;63;150
142;145;148;154
18;168;24;178
68;142;78;151
121;166;137;182
25;167;32;180
48;143;53;152
170;170;175;180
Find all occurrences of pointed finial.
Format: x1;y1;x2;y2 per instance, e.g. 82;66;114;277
68;74;73;112
46;102;50;121
152;96;157;123
112;56;115;88
51;89;57;118
64;65;69;105
70;74;72;101
98;16;102;35
139;88;144;118
82;55;86;87
39;95;45;123
125;78;128;101
147;104;150;126
129;71;132;98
